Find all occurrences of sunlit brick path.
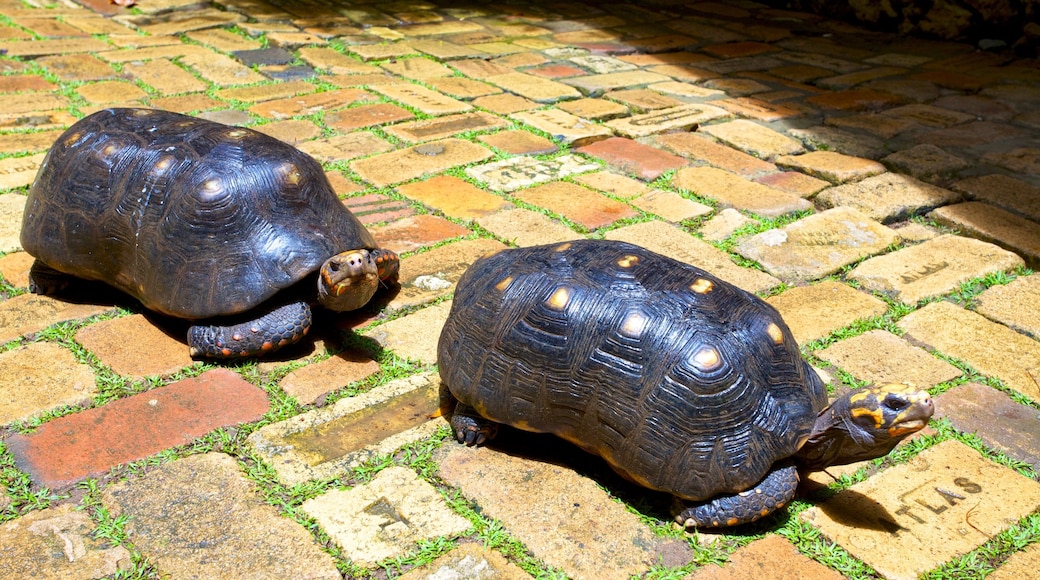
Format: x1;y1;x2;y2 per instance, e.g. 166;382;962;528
2;0;1040;578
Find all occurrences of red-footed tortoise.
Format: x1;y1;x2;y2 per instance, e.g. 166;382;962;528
21;108;399;358
437;240;934;528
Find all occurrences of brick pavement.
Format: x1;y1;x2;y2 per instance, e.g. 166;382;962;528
1;0;1039;578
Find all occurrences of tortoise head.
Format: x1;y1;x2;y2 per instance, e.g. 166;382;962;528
793;383;934;472
316;250;379;312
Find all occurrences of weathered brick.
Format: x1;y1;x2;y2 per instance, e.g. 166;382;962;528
576;137;687;181
698;119;804;160
672;166;810;217
350;139;493;188
816;172;960;223
513;181;637;230
898;301;1040;402
850;235;1024;304
816;330;962;388
930;202;1040;266
765;281;888;345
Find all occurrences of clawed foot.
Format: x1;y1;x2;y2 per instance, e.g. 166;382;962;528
450;406;498;446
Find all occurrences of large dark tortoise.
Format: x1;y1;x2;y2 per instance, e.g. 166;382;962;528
437;240;933;528
21;108;399;358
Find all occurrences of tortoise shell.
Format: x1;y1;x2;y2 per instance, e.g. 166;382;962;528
20;108;376;319
437;239;827;501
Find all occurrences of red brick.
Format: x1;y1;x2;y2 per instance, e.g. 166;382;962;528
369;214;472;254
6;369;269;489
577;137;688;181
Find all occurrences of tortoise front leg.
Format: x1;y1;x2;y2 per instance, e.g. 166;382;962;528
187;301;312;358
674;462;799;528
450;403;499;446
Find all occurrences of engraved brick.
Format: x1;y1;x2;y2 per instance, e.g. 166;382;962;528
802;440;1040;580
466;154;599;192
510;108;612;146
0;504;130;578
370;83;473;115
899;301;1040;402
606;104;730;138
385;111;508;143
850;234;1024;304
0;153;47;192
398;543;532;580
303;465;470;568
735;207;899;282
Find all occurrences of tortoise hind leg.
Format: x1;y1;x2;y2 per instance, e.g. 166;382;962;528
675;462;799;528
28;260;72;295
188;301;312;358
451;403;499;446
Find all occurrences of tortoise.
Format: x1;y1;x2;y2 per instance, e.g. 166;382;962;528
437;239;934;528
21;108;400;359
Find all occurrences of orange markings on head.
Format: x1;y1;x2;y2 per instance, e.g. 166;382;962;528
690;279;714;294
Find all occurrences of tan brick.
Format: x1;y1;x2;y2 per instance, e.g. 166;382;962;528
0;504;130;578
103;453;339;578
0;154;47;193
75;314;193;378
930;202;1040;266
466;154;599;192
952;174;1040;223
850;235;1024;304
976;274;1040;340
606;103;730;138
477;207;580;247
556;97;629;120
774;151;886;184
215;79;315;103
295;132;394;164
672;166;810;217
437;444;687;580
179;51;267;86
898;301;1040;402
380;56;454;80
485;72;582;103
123;59;208;94
689;535;842;580
0;294;111;345
385;111;509;143
350;139;493;188
765;281;888;345
510;108;612;146
699;119;804;160
0;342;96;425
816;330;962;388
366;301;451;364
736;207;899;282
816;172;960;223
75;80;148;105
386;237;503;307
630;189;712;223
653;132;776;177
802;440;1040;580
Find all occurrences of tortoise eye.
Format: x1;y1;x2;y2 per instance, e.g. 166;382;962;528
883;393;909;411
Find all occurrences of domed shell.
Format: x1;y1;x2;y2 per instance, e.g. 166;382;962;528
21;108;376;319
438;240;827;501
